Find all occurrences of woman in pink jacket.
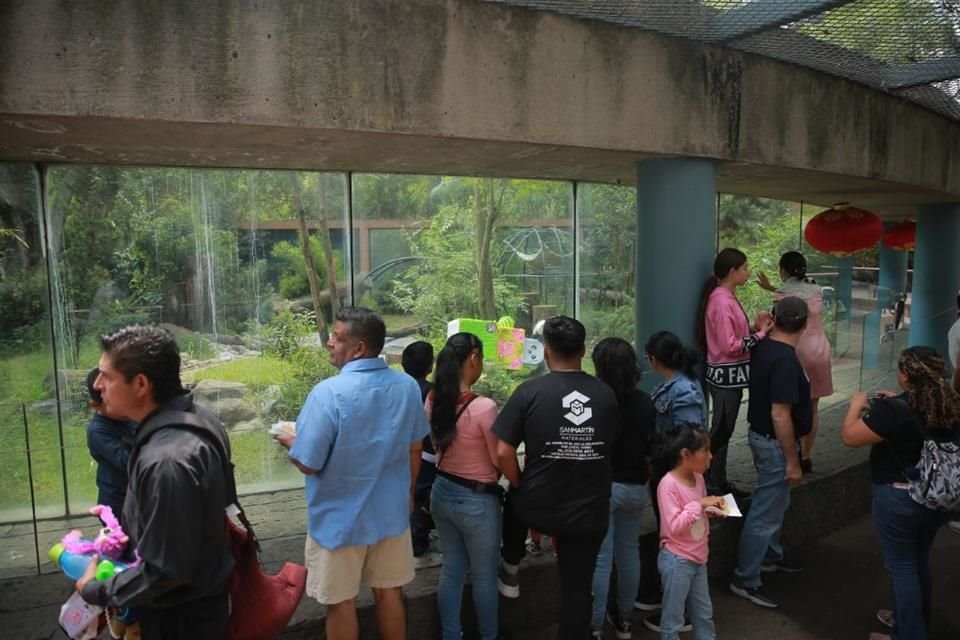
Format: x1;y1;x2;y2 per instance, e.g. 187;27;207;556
696;248;773;495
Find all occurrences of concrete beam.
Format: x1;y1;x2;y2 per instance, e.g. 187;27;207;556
882;56;960;90
0;0;958;214
709;0;855;43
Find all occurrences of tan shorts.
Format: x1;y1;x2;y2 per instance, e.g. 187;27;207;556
304;528;415;605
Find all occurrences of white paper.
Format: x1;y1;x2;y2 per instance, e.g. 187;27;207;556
269;421;296;437
706;493;743;518
59;592;101;639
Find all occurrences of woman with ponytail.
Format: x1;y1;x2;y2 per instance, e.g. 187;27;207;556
841;346;960;640
427;332;502;640
696;248;773;495
758;251;833;474
646;331;709;436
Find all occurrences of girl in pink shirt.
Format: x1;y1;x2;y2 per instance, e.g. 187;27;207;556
657;424;726;640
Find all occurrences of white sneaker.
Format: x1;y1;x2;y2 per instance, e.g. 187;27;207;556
948;521;960;535
414;551;442;569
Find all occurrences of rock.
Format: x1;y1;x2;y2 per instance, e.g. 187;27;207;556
42;369;91;398
229;418;268;434
28;399;60;418
206;398;256;428
158;323;199;339
191;379;248;402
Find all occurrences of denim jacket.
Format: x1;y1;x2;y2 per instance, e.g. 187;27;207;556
651;373;708;433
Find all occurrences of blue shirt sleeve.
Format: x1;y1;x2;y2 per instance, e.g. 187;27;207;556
290;383;338;472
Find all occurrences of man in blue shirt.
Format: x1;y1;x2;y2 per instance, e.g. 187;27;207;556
275;307;429;640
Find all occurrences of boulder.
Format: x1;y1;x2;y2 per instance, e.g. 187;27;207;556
191;379;248;402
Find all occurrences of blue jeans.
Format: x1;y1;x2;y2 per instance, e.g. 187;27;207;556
734;431;790;588
430;475;502;640
872;483;947;640
658;548;715;640
590;481;651;625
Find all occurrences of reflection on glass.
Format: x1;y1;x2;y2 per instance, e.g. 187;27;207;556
577;183;636;347
351;174;573;405
44;167;348;502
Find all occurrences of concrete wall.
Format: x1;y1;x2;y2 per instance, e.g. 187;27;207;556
1;0;958;214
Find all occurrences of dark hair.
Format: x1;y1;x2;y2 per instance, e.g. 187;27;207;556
657;423;710;472
644;331;699;380
401;341;434;379
542;316;586;358
898;346;960;429
100;325;185;405
695;248;747;352
592;337;640;403
335;307;386;355
773;297;808;334
779;251;814;283
86;367;102;405
430;332;483;452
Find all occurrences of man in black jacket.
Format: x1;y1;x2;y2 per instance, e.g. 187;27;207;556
76;325;234;639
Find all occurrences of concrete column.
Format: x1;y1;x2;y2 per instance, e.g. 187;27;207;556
836;256;854;322
863;223;909;368
909;203;960;358
635;158;716;388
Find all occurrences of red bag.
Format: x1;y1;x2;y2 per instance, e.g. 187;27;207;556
225;516;307;640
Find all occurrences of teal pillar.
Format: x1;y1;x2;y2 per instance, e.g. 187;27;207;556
909;203;960;359
863;223;909;368
836;256;854;321
635;158;716;389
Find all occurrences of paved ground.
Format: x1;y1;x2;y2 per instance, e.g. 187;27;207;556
518;516;960;640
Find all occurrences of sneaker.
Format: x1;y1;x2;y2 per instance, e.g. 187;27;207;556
876;609;894;629
605;611;632;639
497;562;520;599
760;558;803;573
525;538;544;556
414;551;442;569
633;593;662;612
948;521;960;535
641;613;692;633
589;630;605;640
729;581;779;608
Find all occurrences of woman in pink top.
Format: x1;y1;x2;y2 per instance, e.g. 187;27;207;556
427;332;502;640
758;251;833;474
696;248;773;495
657;424;725;640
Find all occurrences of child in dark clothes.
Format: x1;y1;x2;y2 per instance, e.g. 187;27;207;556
85;367;137;523
403;341;442;567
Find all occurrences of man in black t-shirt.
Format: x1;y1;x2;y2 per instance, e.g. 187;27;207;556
493;316;618;640
730;297;811;610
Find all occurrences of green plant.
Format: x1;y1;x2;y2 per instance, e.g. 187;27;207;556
262;308;316;360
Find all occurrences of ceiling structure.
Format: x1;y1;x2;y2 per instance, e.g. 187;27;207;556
483;0;960;121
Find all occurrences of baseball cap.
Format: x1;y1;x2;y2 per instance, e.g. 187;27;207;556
774;296;808;323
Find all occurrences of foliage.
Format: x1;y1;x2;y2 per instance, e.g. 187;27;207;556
580;304;635;347
473;364;525;409
261;308;317;359
269;238;331;299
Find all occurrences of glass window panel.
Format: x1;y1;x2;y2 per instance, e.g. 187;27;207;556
43;167;348;507
351;174;573;406
576;183;637;351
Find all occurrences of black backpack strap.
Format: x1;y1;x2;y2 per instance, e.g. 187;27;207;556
135;408;259;551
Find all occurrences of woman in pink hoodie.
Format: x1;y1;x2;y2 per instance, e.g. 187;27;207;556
696;248;773;495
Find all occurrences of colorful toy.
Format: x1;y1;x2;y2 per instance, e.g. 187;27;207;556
50;505;141;640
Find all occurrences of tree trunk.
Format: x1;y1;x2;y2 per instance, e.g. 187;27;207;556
313;177;341;316
474;180;499;320
289;173;330;344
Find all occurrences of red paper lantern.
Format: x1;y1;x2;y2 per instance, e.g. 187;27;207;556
881;221;916;251
803;202;882;256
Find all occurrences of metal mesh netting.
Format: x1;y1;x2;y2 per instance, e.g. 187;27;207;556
479;0;960;120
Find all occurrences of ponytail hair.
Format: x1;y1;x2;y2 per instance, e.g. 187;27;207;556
695;248;747;352
898;346;960;429
592;337;641;404
430;332;483;452
779;251;815;284
645;331;699;379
